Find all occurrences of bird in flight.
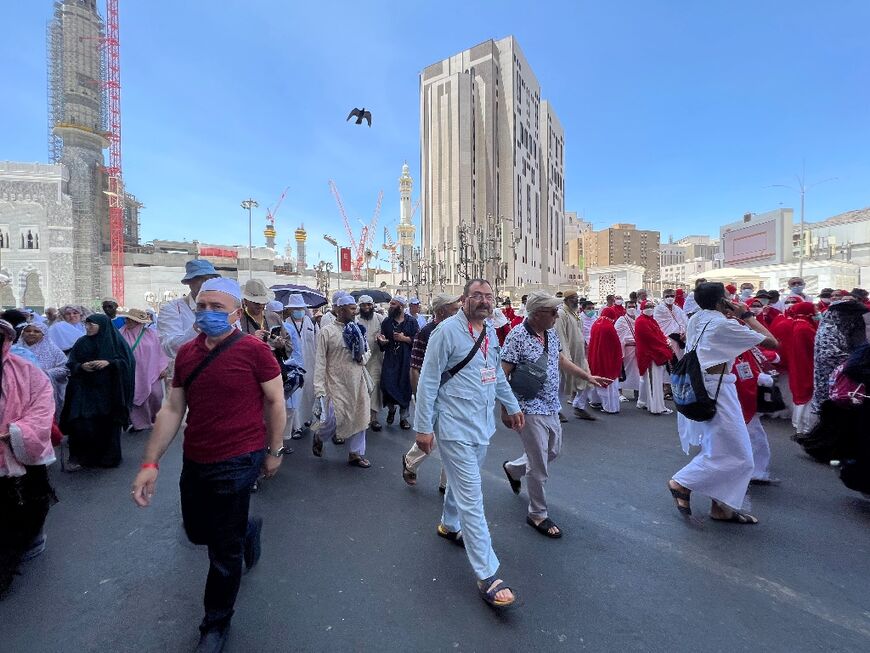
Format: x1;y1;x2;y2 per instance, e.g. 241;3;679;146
346;107;372;127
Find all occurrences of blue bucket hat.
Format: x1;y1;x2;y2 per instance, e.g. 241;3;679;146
181;259;219;283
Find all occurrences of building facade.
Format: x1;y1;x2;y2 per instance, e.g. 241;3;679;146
720;208;794;267
582;223;661;286
0;162;76;310
419;36;565;292
563;211;592;285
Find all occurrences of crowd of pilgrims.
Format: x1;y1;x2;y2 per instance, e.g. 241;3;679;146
1;256;869;602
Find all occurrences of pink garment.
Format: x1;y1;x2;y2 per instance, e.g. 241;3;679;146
120;324;169;408
129;379;165;430
0;346;56;477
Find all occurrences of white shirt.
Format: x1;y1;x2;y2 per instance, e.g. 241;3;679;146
320;311;337;329
157;294;197;360
686;310;765;370
614;315;637;346
683;291;698;315
653;302;688;337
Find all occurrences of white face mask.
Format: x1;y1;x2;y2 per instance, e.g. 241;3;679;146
759;298;769;306
642;308;654;316
626;308;637;317
664;297;675;305
740;289;753;299
750;306;763;315
615;299;624;306
820;297;831;304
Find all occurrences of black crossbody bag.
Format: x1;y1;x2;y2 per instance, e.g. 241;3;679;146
183;330;244;392
440;327;487;387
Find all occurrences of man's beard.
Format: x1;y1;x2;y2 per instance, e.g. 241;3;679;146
360;308;374;319
389;307;402;319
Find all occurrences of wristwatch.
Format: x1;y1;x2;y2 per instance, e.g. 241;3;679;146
739;311;754;321
267;446;292;457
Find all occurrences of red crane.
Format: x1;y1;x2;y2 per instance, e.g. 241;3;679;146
104;0;125;303
266;186;289;227
328;181;383;280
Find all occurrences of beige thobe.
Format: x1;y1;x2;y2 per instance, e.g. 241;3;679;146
356;312;385;412
313;321;371;439
555;306;589;395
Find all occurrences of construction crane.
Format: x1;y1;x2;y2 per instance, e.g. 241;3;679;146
104;0;124;303
328;180;383;280
382;226;399;273
266;186;289;228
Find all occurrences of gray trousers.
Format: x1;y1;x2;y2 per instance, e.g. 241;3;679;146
504;413;562;520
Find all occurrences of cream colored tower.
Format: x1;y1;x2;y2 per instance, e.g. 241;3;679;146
397;162;415;265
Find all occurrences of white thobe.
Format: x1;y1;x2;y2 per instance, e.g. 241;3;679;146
286;315;319;429
654;303;688;360
673;310;766;510
356;312;385;413
615;315;640;392
157;295;197;376
320;311;337;329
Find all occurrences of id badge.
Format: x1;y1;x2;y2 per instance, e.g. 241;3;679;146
735;361;753;380
481;366;497;385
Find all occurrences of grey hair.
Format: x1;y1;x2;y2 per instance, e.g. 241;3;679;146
462;278;493;296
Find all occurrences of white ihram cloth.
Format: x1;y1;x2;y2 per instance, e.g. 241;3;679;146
615;315;640;392
638;363;667;413
157;294;197;379
654;303;688;361
747;414;772;481
673;310;766;510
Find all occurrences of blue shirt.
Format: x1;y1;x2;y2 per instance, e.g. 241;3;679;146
501;322;562;415
414;309;521;445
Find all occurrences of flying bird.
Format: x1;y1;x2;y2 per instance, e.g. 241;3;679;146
346;107;372;127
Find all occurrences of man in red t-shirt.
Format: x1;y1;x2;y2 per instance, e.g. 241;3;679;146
131;278;286;653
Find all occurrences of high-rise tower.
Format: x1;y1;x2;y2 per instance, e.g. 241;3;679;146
48;0;108;302
397;162;415;265
294;225;308;271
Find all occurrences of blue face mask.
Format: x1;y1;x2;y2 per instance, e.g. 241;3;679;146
584;310;596;318
195;309;233;337
291;309;305;320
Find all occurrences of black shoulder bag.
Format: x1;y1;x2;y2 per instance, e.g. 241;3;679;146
439;327;487;387
508;324;550;401
183;330;244;392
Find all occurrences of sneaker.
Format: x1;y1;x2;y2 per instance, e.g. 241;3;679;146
574;407;597;421
619;395;629;403
369;420;383;432
244;517;263;571
558;412;568;423
386;408;396;425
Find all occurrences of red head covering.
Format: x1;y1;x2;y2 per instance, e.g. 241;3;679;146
634;306;673;374
788;302;817;404
640;299;654;312
588;307;623;379
674;288;686;308
725;283;737;295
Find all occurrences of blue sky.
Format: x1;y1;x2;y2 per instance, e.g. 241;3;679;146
2;0;868;263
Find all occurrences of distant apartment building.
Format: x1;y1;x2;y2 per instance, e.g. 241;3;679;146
563;211;592;284
582;223;661;286
798;207;870;266
419;36;566;291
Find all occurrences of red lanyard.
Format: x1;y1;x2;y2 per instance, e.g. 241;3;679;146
468;323;490;362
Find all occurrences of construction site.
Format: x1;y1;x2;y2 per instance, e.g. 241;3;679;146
0;0;415;311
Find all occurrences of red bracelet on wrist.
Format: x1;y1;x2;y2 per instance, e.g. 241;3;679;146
141;462;159;470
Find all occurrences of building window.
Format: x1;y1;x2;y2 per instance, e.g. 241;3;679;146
0;227;10;249
19;228;40;250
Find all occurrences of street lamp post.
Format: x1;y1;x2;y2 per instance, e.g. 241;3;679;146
240;198;259;280
767;168;837;279
324;235;340;290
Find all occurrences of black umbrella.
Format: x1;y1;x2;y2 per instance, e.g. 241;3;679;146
270;283;327;309
349;289;393;304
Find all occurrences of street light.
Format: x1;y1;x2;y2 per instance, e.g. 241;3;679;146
323;234;340;290
240;198;259;280
766;167;837;278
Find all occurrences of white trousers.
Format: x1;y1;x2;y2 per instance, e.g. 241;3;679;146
620;345;641;392
747;415;771;481
638;364;667;414
572;387;600;409
792;402;818;435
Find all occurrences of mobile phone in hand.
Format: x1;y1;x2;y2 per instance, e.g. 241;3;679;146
270;326;282;337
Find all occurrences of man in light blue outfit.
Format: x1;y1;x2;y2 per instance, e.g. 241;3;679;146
414;279;524;608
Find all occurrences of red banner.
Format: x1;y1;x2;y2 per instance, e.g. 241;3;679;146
340;247;352;272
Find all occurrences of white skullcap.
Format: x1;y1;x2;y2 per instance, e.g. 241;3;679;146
357;295;374;305
391;295;408;307
334;295;356;307
332;290;349;304
409;297;421;305
200;277;242;301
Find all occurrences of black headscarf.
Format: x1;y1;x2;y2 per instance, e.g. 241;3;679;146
60;313;136;426
843;343;870;385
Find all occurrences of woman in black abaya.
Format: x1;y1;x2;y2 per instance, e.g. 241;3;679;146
60;313;135;469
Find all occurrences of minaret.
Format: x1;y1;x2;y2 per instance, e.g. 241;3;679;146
264;220;276;249
294;224;308;270
49;0;109;302
397;162;415;265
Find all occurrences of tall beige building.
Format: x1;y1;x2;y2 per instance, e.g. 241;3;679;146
583;224;661;285
419;36;565;291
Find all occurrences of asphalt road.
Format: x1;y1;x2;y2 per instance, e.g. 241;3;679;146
2;402;869;653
